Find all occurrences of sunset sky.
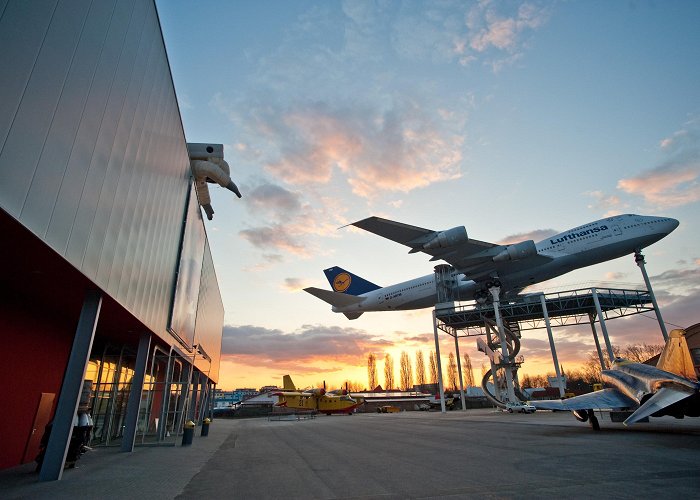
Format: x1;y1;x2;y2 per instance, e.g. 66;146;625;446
156;0;700;391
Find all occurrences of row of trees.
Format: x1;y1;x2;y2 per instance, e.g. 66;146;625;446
366;342;662;393
519;342;664;389
367;351;476;391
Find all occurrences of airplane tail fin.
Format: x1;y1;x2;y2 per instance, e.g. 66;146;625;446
303;287;365;320
323;266;381;296
656;329;698;382
283;375;296;391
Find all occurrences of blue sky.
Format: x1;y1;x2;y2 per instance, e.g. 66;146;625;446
157;0;700;390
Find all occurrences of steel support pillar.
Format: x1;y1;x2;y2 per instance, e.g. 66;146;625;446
588;312;606;370
454;334;467;411
121;333;152;452
432;310;447;413
489;286;516;403
539;294;565;397
40;290;102;481
635;251;668;341
591;288;615;362
189;370;200;422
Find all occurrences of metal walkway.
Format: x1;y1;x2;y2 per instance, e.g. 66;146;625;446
435;287;654;337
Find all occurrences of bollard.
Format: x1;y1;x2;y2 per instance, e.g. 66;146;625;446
201;418;211;437
181;420;195;446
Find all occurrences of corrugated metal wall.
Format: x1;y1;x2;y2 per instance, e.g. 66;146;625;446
194;240;225;382
0;0;222;360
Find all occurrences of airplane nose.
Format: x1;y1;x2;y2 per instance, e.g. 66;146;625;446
667;218;680;233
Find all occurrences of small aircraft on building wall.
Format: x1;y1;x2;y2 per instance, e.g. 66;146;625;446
531;329;700;430
273;376;364;415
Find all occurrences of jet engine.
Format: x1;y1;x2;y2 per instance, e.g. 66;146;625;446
423;226;468;250
493;240;537;262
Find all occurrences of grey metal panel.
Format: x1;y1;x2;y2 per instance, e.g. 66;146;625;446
193;240;224;383
22;0;118;236
129;105;173;322
93;33;159;290
45;0;138;254
0;0;57;177
83;7;158;283
115;51;172;313
0;0;87;217
1;0;220;352
64;0;148;270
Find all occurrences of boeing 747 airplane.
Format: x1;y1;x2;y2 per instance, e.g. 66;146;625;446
304;214;678;319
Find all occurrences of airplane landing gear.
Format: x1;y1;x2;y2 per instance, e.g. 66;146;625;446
587;409;600;431
474;290;489;304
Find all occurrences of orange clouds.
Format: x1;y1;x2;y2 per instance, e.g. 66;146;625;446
617;164;700;208
262;103;463;199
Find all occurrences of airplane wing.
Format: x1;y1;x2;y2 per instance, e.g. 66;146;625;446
530;389;637;411
351;216;551;281
624;386;694;426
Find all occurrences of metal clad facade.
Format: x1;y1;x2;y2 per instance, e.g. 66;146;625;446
0;0;221;355
194;241;225;383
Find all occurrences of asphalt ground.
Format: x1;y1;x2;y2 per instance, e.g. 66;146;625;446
2;409;699;499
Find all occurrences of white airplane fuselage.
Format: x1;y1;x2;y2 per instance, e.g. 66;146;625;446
331;214;678;316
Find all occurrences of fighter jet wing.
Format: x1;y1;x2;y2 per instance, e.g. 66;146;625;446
350;216;551;279
624;386;694;426
531;389;637;411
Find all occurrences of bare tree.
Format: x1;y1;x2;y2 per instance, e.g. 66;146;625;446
447;352;458;391
463;353;475;387
399;351;413;390
429;351;438;385
623;343;663;363
415;350;426;387
367;352;377;390
384;352;395;390
342;380;363;392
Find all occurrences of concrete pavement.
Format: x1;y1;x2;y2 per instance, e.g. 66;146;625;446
2;409;699;499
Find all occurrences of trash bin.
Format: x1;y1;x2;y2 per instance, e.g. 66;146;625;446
182;420;195;446
201;418;211;437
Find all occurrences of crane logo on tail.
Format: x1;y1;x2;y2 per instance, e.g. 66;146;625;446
333;272;352;292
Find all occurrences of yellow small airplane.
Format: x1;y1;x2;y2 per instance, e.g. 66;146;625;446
273;375;363;415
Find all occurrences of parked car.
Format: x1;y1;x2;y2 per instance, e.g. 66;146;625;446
505;401;536;413
377;405;401;413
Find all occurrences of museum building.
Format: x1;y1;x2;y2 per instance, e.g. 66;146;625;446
0;0;224;479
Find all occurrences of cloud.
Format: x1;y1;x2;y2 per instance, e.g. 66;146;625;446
466;1;551;69
584;190;624;215
239;224;308;256
259;101;464;199
604;271;627;281
617;121;700;208
221;324;394;368
243;183;302;222
391;1;552;71
238;181;344;257
282;277;309;292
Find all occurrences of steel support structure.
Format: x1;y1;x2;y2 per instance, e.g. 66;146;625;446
40;291;102;481
489;285;517;403
432;309;447;413
454;334;467;411
634;251;669;341
540;294;565;397
591;288;615;362
121;333;152;452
